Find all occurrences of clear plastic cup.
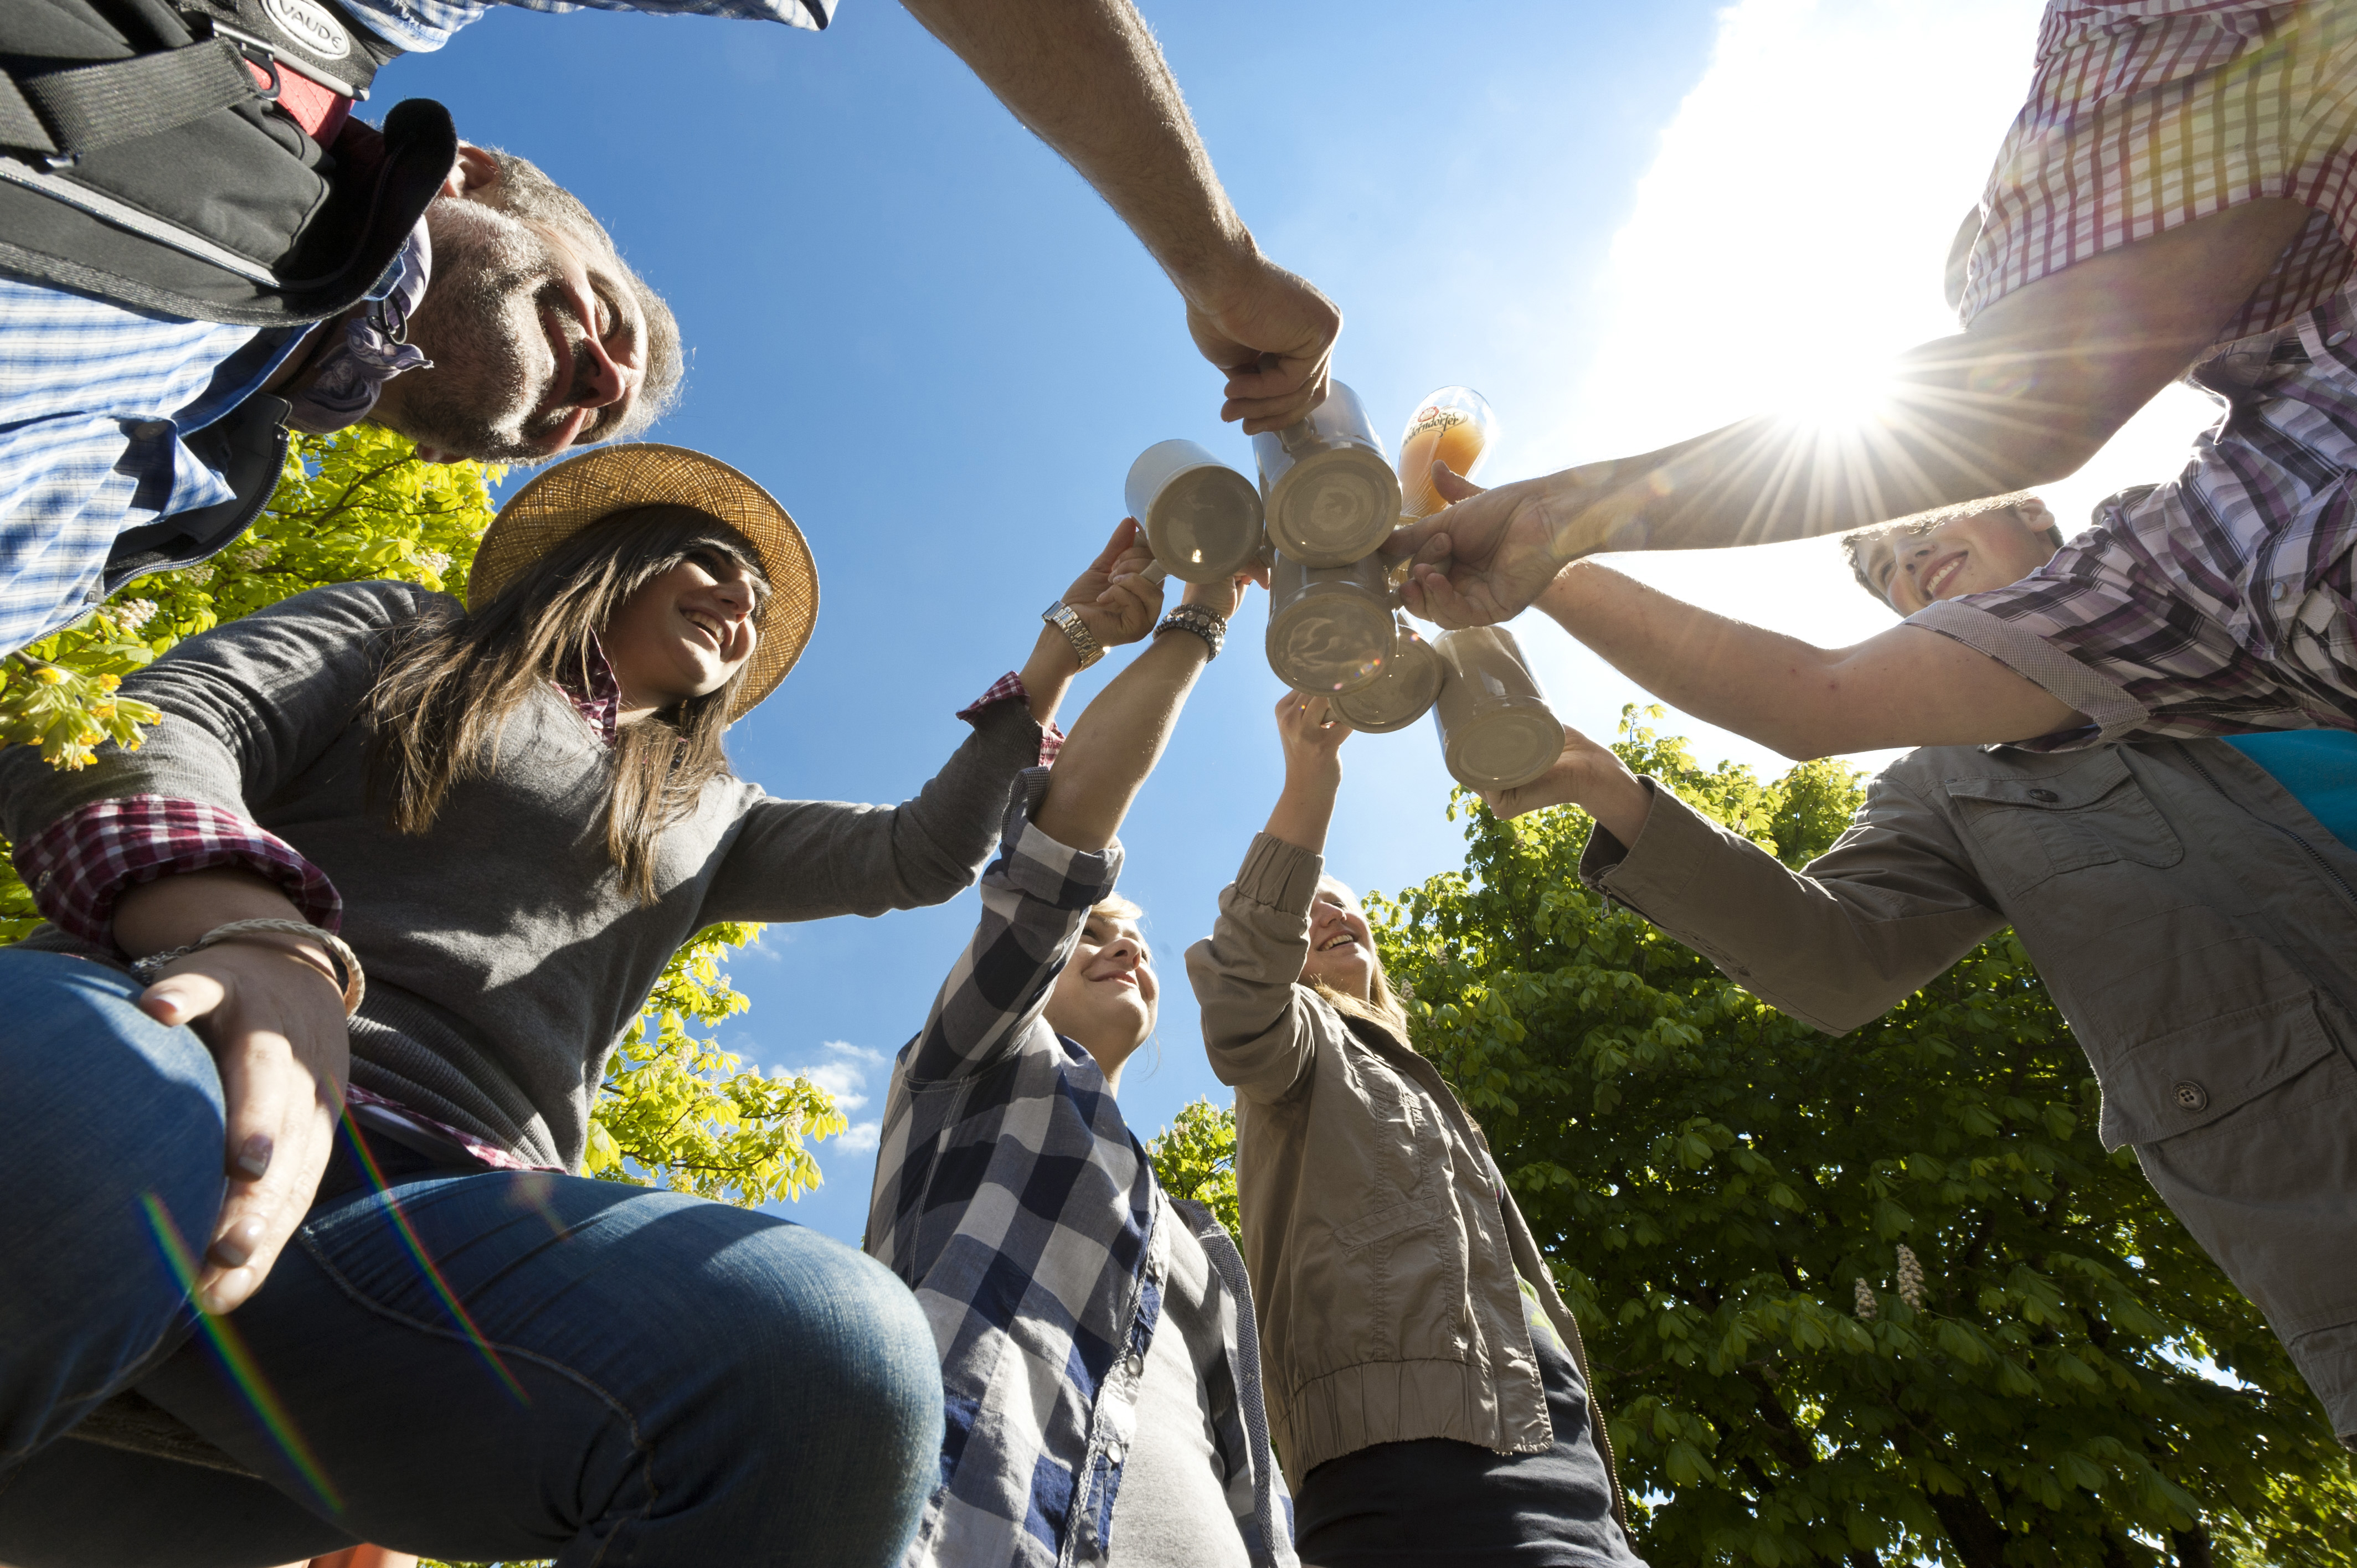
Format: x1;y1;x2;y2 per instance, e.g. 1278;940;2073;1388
1252;381;1402;568
1332;615;1445;733
1124;439;1265;585
1396;387;1499;520
1265;550;1395;695
1429;626;1564;789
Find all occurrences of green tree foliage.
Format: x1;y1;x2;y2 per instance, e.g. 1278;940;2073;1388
1362;706;2357;1567
1147;1097;1243;1240
0;429;843;1210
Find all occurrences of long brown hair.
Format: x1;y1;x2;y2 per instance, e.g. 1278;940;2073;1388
367;505;766;901
1307;876;1411;1039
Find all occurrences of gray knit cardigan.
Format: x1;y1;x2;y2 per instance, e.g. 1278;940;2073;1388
0;581;1041;1169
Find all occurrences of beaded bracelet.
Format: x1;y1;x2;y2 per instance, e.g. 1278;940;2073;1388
1154;603;1227;659
130;918;366;1016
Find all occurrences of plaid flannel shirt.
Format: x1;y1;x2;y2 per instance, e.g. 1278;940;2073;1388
1961;0;2357;341
865;771;1294;1568
1916;0;2357;747
0;0;826;657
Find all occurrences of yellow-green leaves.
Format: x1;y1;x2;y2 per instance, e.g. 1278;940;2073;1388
1146;1098;1242;1241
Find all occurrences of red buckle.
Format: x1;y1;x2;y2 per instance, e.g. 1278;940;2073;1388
241;56;352;143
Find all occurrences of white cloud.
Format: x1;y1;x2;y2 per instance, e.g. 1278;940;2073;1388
774;1039;888;1149
1494;0;2222;782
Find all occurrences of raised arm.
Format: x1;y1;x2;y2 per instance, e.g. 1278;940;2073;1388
1481;729;2007;1034
1390;200;2313;627
1530;560;2080;760
704;522;1162;923
896;0;1339;432
896;550;1248;1084
1186;692;1352;1103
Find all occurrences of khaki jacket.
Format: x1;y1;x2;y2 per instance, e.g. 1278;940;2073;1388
1185;833;1624;1520
1582;739;2357;1438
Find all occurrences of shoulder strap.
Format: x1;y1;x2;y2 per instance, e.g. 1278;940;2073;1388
0;38;260;158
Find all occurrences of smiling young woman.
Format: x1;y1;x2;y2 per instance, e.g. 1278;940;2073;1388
0;443;1110;1565
1183;691;1639;1566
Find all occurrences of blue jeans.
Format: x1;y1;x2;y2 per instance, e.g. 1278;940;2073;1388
0;950;943;1566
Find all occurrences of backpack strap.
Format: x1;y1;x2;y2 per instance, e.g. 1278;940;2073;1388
0;37;263;159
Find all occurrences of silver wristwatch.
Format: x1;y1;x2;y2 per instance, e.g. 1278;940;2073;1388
1043;601;1104;669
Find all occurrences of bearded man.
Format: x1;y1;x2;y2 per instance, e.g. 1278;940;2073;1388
0;0;1341;658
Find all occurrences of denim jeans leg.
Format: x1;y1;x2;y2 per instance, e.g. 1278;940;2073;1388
63;1149;943;1566
0;951;228;1470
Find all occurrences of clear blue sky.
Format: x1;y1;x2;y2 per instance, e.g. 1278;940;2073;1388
388;0;2205;1245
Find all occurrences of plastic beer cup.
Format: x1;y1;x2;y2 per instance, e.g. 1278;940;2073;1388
1124;440;1265;585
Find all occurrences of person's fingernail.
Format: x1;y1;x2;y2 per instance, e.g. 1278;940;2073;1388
231;1133;274;1180
208;1215;266;1268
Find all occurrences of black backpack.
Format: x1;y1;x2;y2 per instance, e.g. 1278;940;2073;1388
0;0;455;327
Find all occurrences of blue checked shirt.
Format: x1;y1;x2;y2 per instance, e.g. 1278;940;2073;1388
866;771;1296;1568
0;0;827;656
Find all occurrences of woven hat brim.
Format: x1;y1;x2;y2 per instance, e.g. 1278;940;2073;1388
469;443;817;722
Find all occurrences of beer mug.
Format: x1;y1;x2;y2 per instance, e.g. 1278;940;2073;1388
1332;615;1445;733
1396;386;1499;520
1124;439;1265;585
1265;550;1395;695
1252;381;1401;568
1429;626;1565;790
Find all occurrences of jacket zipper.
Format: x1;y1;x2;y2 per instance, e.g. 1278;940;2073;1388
2180;744;2357;909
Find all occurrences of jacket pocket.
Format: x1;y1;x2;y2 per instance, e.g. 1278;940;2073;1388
1946;749;2185;898
1335;1194;1443;1249
2096;991;2338;1150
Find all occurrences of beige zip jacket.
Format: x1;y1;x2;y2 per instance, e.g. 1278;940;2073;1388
1185;833;1625;1522
1581;739;2357;1441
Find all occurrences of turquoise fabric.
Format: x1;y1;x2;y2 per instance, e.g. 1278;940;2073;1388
2223;730;2357;848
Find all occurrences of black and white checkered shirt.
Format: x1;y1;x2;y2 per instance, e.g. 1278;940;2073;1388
864;771;1295;1568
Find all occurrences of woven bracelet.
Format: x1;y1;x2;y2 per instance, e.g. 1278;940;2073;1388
129;918;366;1017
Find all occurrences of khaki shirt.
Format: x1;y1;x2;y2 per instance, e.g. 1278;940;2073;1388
1582;739;2357;1439
1186;833;1625;1524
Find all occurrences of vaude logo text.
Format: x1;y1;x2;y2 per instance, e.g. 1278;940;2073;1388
265;0;352;60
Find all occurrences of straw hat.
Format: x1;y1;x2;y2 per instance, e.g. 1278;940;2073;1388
469;444;818;721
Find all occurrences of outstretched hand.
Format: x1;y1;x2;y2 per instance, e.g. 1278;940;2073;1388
1274;690;1352;775
1188;254;1342;435
1477;723;1654;847
1179;562;1260;623
1063;519;1167;649
1386;462;1588;628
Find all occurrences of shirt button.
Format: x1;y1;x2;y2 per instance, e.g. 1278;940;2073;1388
1107;1441;1126;1466
2173;1080;2210;1113
1124;1352;1144;1378
129;420;172;440
2271;581;2288;601
2329;329;2350;348
2029;788;2060;802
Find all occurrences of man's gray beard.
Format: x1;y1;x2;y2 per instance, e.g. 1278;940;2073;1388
394;202;568;462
